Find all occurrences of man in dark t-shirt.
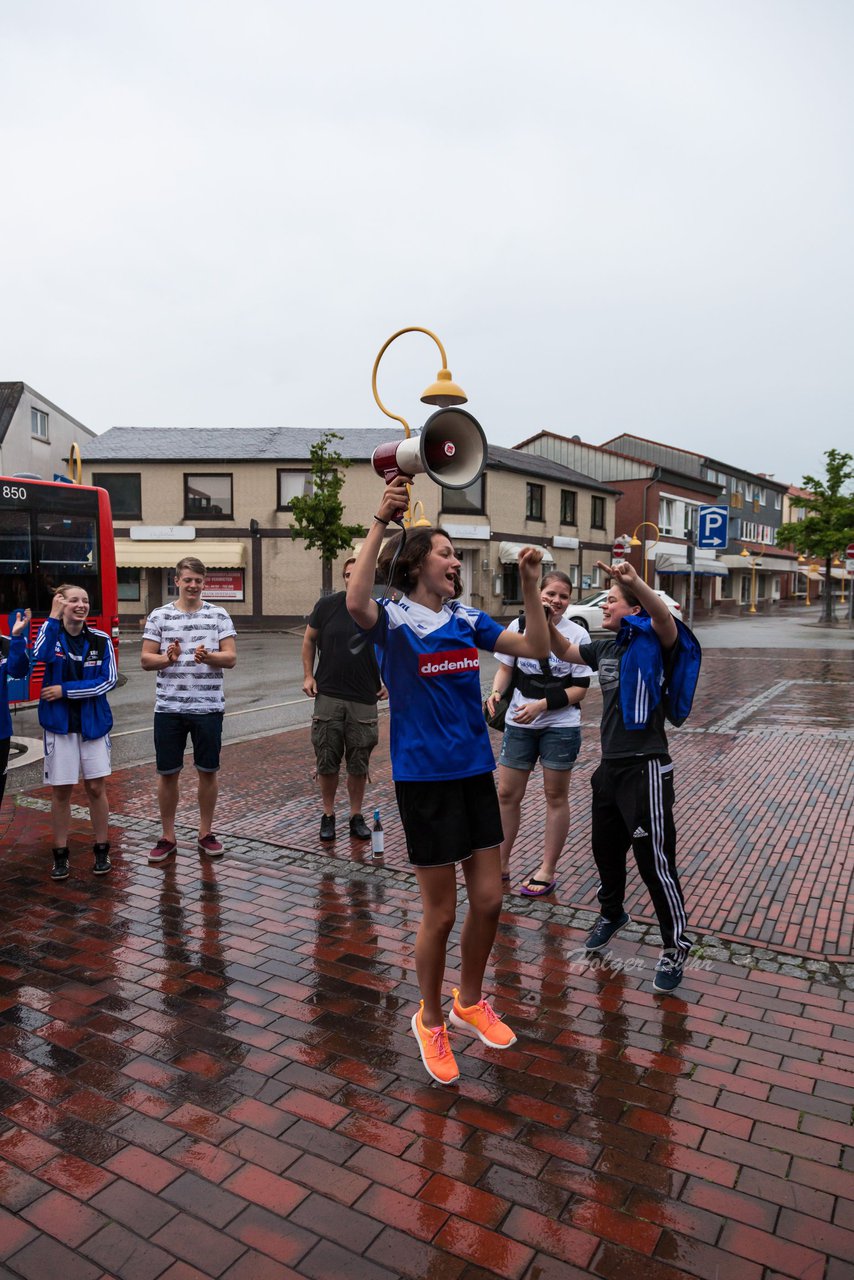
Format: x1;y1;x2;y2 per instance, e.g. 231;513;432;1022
302;557;384;843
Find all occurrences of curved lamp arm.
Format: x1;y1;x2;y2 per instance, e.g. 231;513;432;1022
371;326;451;440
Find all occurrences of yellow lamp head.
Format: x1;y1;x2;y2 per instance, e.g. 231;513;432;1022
629;535;642;547
420;368;468;407
740;547;750;558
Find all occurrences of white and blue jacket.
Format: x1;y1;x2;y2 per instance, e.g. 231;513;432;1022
31;618;116;740
617;614;702;731
0;634;31;739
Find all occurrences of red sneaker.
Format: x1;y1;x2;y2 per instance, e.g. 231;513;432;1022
148;839;177;864
198;833;224;859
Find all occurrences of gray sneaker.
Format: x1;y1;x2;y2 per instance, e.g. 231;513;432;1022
585;912;630;952
653;953;684;993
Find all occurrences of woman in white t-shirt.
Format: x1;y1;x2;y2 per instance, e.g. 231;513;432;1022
485;571;592;897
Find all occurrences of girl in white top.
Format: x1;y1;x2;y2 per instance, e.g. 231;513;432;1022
486;571;592;897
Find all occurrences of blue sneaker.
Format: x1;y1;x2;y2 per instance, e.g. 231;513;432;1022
585;912;630;952
653;953;684;993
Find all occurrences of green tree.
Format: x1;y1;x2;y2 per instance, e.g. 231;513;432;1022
776;449;854;624
289;432;366;596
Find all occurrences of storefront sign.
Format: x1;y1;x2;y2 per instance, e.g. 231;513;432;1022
202;570;245;601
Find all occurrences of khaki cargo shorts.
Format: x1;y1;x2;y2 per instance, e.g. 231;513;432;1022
311;693;378;777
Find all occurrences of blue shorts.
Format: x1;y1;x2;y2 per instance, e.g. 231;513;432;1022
498;724;581;773
154;712;224;775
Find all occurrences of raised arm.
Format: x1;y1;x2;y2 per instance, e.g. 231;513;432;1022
595;559;678;650
494;547;549;660
347;475;410;630
547;621;586;666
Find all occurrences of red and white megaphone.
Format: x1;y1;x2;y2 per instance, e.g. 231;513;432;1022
371;407;487;492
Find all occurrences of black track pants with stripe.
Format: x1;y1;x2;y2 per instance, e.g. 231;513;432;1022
590;754;690;957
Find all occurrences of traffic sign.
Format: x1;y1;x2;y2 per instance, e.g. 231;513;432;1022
698;505;729;549
612;542;626;559
846;542;854;559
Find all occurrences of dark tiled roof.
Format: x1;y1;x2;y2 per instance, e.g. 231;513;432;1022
0;383;24;446
488;443;616;493
81;426;616;492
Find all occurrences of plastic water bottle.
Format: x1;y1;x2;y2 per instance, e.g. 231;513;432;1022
371;809;384;858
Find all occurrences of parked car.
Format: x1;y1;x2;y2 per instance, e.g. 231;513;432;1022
566;588;682;633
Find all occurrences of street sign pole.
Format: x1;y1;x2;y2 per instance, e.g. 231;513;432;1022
686;533;696;630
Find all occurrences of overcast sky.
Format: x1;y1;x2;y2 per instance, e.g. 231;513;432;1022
3;1;852;486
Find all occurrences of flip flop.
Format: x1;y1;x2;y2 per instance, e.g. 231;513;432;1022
501;873;511;891
519;876;557;898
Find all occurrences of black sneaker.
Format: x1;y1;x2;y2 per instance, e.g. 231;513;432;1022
585;912;630;952
319;813;336;842
653;953;684;993
93;843;112;875
51;848;70;881
349;814;371;841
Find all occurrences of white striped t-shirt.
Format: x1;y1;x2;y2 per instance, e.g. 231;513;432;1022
143;602;236;714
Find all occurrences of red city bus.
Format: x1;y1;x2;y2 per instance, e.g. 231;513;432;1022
0;476;118;701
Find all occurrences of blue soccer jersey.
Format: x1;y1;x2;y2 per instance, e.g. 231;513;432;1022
370;597;505;782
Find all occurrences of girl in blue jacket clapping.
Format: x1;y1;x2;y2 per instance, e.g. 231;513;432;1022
31;585;117;880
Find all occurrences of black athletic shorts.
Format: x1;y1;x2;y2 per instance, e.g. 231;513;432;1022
394;771;503;868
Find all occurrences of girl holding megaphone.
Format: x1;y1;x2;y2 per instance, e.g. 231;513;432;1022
348;474;551;1086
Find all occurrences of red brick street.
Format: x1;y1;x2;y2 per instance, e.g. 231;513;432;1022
0;643;851;1278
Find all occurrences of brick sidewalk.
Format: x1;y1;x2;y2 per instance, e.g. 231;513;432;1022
102;647;854;961
0;645;851;1278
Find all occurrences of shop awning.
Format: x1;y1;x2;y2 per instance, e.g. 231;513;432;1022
115;539;246;569
655;552;728;577
498;541;555;566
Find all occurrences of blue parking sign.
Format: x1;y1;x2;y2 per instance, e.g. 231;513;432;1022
698;505;729;548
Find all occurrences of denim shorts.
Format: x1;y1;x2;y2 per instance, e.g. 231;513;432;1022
498;723;581;773
154;712;224;775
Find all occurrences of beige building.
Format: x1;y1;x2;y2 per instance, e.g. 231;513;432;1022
80;427;618;624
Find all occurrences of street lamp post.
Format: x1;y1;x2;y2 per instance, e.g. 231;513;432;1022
833;556;846;606
628;521;661;584
740;545;764;614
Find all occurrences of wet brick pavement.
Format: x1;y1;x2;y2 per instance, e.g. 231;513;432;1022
0;645;851;1278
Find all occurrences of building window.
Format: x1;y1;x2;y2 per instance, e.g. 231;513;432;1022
184;473;233;519
569;563;579;587
31;408;49;440
277;469;313;510
560;489;577;525
502;563;521;604
658;498;675;536
526;483;544;521
441;475;484;515
753;487;766;505
92;472;142;520
774;492;782;510
117;567;141;601
591;495;605;529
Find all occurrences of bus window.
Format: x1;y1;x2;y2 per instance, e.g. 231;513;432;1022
34;513;102;614
0;510;32;613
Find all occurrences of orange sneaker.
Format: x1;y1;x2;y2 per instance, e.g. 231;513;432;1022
449;989;517;1048
411;1004;460;1085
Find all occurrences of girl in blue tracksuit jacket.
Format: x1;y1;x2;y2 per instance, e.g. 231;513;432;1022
0;610;34;809
31;585;117;881
549;558;701;994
